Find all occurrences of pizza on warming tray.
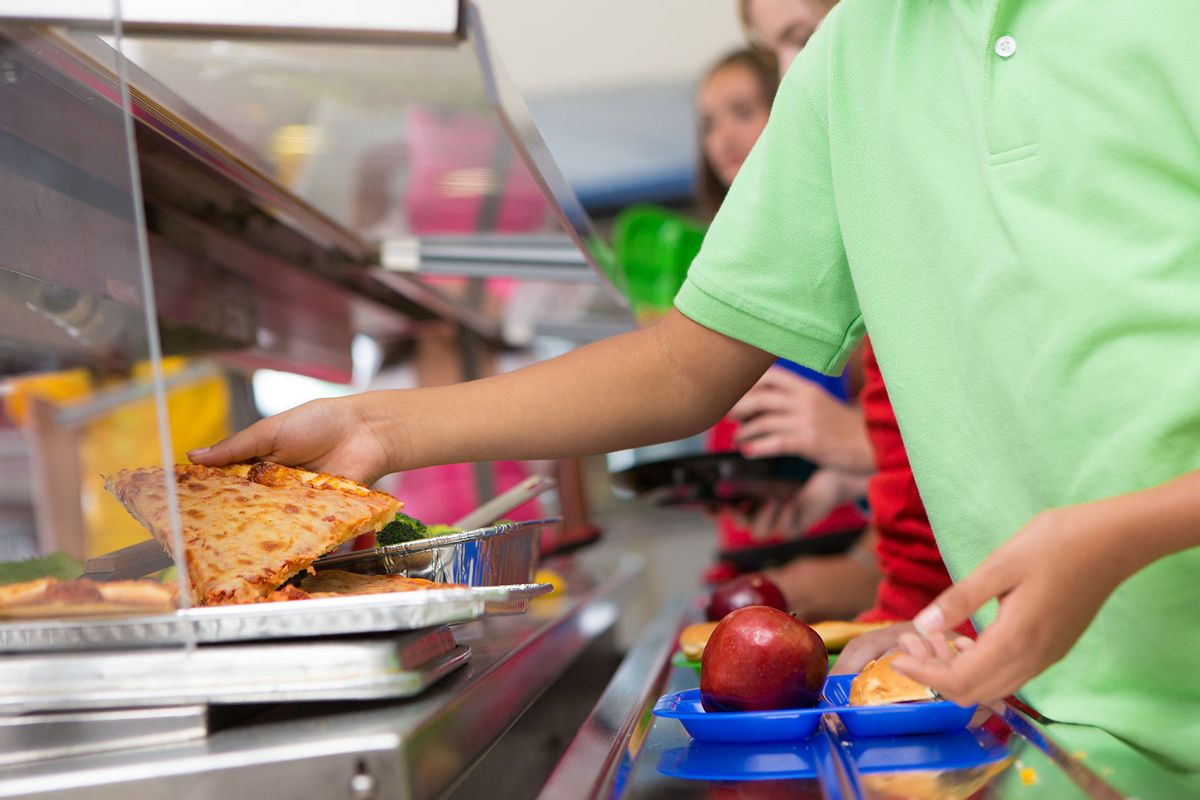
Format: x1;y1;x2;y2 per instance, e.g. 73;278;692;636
104;462;401;606
0;576;175;618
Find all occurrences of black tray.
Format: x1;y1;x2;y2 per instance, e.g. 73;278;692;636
716;527;865;572
611;452;818;506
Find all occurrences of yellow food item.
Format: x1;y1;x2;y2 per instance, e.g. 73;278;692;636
534;568;566;596
861;759;1011;799
809;620;893;651
849;651;937;706
678;621;720;661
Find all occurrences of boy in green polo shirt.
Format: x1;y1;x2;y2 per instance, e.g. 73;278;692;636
194;0;1200;770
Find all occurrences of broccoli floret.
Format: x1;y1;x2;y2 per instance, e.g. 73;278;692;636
377;512;428;546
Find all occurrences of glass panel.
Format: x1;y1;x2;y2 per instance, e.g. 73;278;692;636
0;3;189;651
114;36;561;242
111;15;629;312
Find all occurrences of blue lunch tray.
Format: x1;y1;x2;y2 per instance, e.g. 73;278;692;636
822;674;977;738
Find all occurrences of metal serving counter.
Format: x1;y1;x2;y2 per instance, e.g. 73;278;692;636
544;598;1200;800
0;555;640;800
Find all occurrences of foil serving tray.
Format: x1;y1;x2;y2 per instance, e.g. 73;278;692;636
0;626;470;713
317;519;553;585
0;583;550;653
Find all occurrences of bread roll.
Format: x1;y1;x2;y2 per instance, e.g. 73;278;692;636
849;651;936;706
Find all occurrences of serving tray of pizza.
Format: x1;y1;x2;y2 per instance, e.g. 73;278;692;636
0;462;551;653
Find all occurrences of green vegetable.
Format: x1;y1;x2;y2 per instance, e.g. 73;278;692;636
0;552;84;585
377;512;429;546
425;524;462;537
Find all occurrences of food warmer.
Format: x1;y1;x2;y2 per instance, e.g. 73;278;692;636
0;0;638;796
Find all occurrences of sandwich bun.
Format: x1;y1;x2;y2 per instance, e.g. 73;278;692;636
679;621;720;661
849;651;936;706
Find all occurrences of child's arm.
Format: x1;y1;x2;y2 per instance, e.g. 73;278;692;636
891;470;1200;705
190;309;777;484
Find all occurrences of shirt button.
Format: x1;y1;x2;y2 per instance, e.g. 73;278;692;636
994;35;1017;58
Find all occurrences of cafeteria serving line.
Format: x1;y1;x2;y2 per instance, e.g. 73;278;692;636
0;2;1195;799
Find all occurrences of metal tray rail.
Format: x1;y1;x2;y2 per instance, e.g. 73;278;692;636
0;627;470;714
0;706;208;767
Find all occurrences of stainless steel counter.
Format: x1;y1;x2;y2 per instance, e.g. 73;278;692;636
0;554;640;800
544;597;1199;800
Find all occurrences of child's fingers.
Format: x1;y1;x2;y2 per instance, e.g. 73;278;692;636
895;607;1034;705
188;418;278;466
750;500;782;539
928;633;956;663
740;434;792;459
733;412;791;443
913;554;1019;637
898;631;936;660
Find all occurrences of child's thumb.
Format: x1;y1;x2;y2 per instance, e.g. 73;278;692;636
913;566;1006;638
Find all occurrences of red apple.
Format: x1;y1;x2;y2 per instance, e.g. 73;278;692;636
706;574;787;621
700;606;828;712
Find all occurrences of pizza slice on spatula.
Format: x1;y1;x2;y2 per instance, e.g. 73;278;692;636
104;462;400;606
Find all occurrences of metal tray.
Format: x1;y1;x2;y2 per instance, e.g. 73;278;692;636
0;627;471;714
316;519;555;588
0;583;550;653
717;527;865;572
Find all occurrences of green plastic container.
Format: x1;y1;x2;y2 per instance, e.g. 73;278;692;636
612;205;706;318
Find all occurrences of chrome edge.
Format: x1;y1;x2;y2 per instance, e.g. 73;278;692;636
538;594;687;800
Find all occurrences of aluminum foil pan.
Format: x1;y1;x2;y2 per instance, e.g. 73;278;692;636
0;627;471;713
316;518;557;587
0;583;550;653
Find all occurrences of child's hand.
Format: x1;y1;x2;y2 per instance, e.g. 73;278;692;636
730;468;869;539
891;505;1133;706
189;394;395;485
832;622;913;674
729;367;874;474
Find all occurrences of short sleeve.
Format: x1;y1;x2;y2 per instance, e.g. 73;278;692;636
674;35;864;375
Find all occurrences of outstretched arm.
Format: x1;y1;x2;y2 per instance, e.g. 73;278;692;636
191;309;776;484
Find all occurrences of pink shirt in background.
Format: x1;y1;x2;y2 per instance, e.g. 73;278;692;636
386;461;544;527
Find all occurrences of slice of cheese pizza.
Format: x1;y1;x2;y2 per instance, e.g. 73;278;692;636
104;463;401;606
0;577;175;618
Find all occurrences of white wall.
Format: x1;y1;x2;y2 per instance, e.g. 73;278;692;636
473;0;745;96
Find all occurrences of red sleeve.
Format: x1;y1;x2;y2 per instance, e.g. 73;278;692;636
856;340;975;637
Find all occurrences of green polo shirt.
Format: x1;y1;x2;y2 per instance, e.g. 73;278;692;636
676;0;1200;770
